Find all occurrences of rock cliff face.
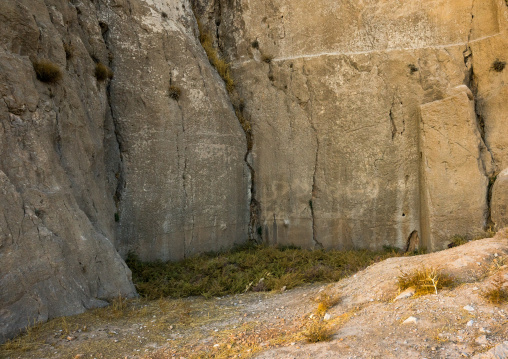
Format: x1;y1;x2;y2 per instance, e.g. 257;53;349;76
0;0;248;342
192;0;508;251
1;0;508;344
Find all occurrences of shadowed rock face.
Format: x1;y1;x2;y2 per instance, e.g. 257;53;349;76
192;0;508;251
0;0;248;342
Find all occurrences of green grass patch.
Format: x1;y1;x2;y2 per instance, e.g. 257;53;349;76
127;244;402;300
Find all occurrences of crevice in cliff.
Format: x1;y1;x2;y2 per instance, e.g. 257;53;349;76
96;13;125;216
389;99;397;140
462;18;497;232
191;6;261;244
305;74;323;249
173;76;190;258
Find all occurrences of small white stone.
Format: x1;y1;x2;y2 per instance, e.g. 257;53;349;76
324;313;331;321
395;287;416;301
466;320;474;327
403;316;418;324
463;305;475;312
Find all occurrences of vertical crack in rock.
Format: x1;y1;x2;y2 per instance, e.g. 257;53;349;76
389;97;397;140
93;3;126;215
305;73;323;249
191;6;261;244
462;1;496;230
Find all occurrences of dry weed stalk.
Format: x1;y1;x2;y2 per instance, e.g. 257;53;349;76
398;267;454;296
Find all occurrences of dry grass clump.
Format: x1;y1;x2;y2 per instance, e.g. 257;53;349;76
63;42;74;59
168;85;181;100
482;274;508;304
261;54;273;63
398;267;454;296
408;63;419;73
303;318;333;343
127;244;401;300
196;19;234;92
316;291;341;315
33;60;62;83
492;59;506;72
95;62;113;81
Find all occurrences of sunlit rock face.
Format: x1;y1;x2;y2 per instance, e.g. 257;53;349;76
193;0;508;251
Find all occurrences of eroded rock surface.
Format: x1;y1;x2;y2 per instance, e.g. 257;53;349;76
192;0;508;251
0;0;248;342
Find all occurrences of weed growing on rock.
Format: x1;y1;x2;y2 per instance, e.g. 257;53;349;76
168;85;181;100
398;267;454;296
408;64;419;73
262;54;273;63
196;19;234;92
33;60;62;83
127;245;401;300
95;62;113;81
63;42;74;59
492;59;506;72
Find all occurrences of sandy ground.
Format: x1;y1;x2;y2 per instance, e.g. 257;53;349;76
1;230;507;359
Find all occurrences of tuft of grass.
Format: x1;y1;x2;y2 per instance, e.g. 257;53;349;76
0;320;44;353
33;60;62;83
492;59;506;72
482;274;508;304
303;318;333;343
63;42;74;59
95;62;113;81
196;19;234;92
316;292;341;316
235;109;251;133
398;267;454;296
251;40;259;49
261;54;273;64
448;234;469;248
169;85;181;100
127;246;401;300
408;64;418;73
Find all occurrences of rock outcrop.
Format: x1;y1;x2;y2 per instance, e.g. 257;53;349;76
192;0;508;251
2;0;508;345
0;0;249;342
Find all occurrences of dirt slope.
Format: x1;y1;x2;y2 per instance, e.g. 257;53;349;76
1;230;507;359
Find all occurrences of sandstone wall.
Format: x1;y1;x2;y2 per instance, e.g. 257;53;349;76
193;0;508;251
